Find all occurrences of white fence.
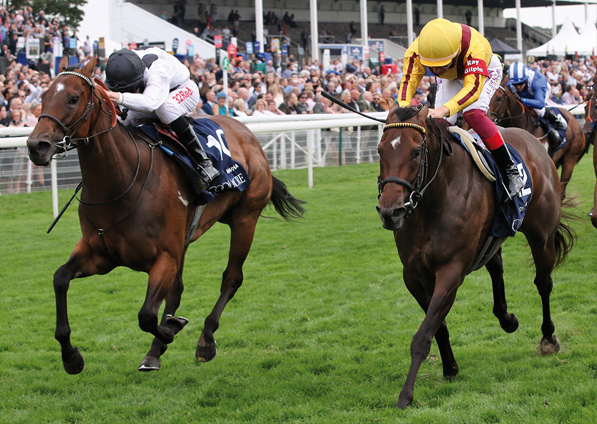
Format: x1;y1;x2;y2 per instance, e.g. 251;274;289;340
0;113;388;216
1;106;586;216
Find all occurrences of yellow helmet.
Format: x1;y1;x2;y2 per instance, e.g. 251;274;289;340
418;19;462;67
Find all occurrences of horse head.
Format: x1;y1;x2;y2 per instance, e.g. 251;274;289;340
28;55;100;166
487;77;513;125
376;103;430;231
582;91;596;145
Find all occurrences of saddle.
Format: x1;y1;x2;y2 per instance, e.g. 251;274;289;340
537;107;568;151
138;118;251;206
448;127;533;273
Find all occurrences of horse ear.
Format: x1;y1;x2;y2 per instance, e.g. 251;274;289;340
418;104;429;122
58;55;69;72
81;55;96;77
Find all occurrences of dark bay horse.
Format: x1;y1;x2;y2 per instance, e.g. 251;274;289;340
377;103;574;409
487;76;586;200
27;56;305;373
581;89;597;228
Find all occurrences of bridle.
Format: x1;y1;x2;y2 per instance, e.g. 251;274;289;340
585;92;597;146
41;69;150;238
377;122;443;216
487;85;525;125
38;70;116;155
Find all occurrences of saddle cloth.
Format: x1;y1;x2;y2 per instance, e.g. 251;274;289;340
538;107;567;151
139;118;251;205
449;128;533;237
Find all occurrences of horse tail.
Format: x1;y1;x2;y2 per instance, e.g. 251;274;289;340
553;200;577;268
268;175;307;221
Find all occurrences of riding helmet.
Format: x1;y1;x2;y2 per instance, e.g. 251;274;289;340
418;19;462;67
105;49;145;93
508;62;528;85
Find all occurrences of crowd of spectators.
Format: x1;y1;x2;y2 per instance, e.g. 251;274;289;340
1;3;596;193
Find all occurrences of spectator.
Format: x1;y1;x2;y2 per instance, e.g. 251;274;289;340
296;91;310;114
201;90;216;115
267;99;284;115
378;88;394;110
560;84;580;105
252;99;271;116
231;98;250;117
279;92;298;114
371;93;384;112
213;91;229;115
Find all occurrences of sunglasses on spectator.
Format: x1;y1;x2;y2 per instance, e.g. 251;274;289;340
300;96;307;99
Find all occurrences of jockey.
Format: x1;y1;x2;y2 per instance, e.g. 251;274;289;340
398;18;524;200
508;61;568;149
104;48;219;191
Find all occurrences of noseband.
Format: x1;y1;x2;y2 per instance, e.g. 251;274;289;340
377;122;443;216
39;70;114;154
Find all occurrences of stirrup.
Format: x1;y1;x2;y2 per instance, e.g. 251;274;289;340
197;160;220;185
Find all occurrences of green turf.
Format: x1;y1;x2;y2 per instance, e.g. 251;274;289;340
0;152;596;423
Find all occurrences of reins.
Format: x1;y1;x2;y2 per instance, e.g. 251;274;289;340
38;71;117;156
44;69;150;238
377;121;443;216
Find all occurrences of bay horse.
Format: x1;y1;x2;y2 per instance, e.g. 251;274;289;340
487;76;586;200
377;103;574;409
581;89;597;229
26;55;305;373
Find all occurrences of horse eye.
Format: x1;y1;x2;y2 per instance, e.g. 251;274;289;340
69;95;80;104
413;148;422;159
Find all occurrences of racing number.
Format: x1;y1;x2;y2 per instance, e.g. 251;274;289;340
207;129;231;160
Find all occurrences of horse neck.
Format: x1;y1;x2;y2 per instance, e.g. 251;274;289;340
504;97;533;129
77;121;144;199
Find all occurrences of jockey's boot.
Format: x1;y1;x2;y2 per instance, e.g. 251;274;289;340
170;116;220;190
547;128;562;150
490;143;524;200
544;107;568;130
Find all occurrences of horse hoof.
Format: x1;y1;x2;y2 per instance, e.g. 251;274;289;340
166;315;189;333
396;393;413;410
539;335;560;355
62;347;85;374
501;314;519;333
196;342;217;362
138;355;161;371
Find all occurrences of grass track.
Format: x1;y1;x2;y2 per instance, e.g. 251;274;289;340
0;154;596;423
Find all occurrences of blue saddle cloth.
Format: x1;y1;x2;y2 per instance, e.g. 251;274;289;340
538;107;567;151
452;132;533;237
139;118;251;205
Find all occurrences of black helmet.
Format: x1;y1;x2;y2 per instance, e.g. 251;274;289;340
105;49;145;93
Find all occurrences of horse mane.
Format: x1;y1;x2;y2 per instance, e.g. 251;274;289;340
390;105;421;122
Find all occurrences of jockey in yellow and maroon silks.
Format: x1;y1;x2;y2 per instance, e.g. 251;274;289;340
398;18;523;200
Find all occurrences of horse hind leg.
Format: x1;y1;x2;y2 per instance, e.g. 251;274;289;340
139;259;189;371
485;249;519;333
196;213;260;362
527;231;560;354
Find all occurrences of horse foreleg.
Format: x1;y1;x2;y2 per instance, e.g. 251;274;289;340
403;268;458;379
138;254;180;348
139;257;188;371
196;214;259;362
398;268;461;409
54;239;113;374
485;249;519;333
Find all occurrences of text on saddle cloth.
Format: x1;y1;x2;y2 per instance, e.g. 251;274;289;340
139;118;251;205
448;127;533;237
